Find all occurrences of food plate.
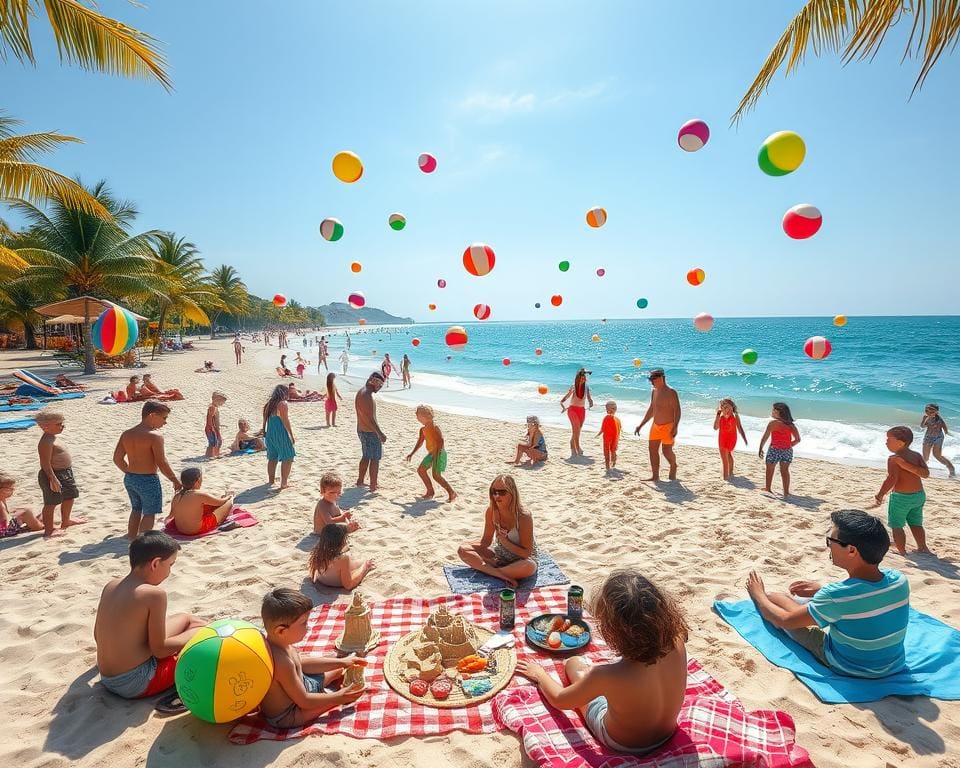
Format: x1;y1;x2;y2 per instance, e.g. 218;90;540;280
525;613;591;654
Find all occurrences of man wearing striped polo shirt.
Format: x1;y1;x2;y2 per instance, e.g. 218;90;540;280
746;509;909;678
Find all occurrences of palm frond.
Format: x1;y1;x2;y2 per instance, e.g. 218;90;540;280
0;162;111;217
0;130;83;162
0;242;28;270
0;0;34;63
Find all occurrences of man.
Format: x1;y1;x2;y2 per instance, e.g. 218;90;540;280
746;509;909;678
355;371;386;492
233;334;244;365
633;369;681;481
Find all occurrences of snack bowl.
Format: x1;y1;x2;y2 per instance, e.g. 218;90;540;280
524;613;591;654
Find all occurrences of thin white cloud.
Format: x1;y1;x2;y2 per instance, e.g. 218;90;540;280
457;80;610;117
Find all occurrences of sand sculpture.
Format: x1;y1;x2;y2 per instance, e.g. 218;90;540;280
402;605;480;682
335;592;381;654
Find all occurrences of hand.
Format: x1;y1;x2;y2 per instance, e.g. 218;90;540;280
745;570;766;601
758;447;764;459
291;436;296;445
173;480;183;491
50;477;62;493
379;432;387;443
338;682;366;703
405;454;412;462
340;653;359;668
868;494;882;509
789;580;821;598
515;659;547;684
364;559;376;572
634;425;642;436
560;405;566;413
671;426;678;438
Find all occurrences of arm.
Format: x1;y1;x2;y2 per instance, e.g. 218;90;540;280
38;437;60;492
340;555;374;590
874;458;900;506
433;425;445;457
736;415;748;445
495;512;535;559
671;391;681;435
559;387;572;410
478;506;496;548
516;660;608;711
892;455;930;479
113;436;129;473
712;411;721;431
942;419;950;436
275;654;364;710
152;435;182;490
634;394;654;435
758;423;772;456
587;387;594;409
746;572;817;630
920;415;929;428
279;403;295;443
406;429;425;461
790;425;801;447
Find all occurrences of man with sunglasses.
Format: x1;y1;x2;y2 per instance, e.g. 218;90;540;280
633;368;681;481
744;509;909;678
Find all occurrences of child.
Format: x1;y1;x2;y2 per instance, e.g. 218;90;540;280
325;373;343;427
230;418;265;452
0;472;44;537
405;404;457;501
168;467;234;535
712;398;749;480
259;588;366;728
516;570;687;754
873;426;931;555
36;411;85;536
507;415;548;466
308;523;375;589
597;401;622;472
313;471;358;533
758;402;800;496
94;531;206;699
921;404;955;476
339;349;349;375
401;354;411;389
295;353;307;379
204;391;227;459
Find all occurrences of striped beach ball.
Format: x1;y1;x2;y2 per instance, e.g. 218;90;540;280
686;268;705;286
783;204;822;240
332;151;363;183
758;131;805;176
585;207;607;228
319;218;344;242
445;325;468;350
348;291;366;309
694;312;714;332
804;336;832;360
473;303;492;321
175;619;273;724
463;243;495;276
272;294;287;308
388;213;406;231
418;152;437;173
92;305;138;355
678;119;710;152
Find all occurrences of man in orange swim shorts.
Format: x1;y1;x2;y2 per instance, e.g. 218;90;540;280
634;369;681;481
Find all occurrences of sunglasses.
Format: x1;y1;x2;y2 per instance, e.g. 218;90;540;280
490;488;510;496
825;535;849;548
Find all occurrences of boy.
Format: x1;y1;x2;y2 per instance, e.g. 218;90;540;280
205;391;227;459
597;401;622;473
633;369;681;481
872;425;931;555
36;411;85;537
313;471;358;533
259;588;365;728
405;404;457;502
114;401;182;540
94;531;206;699
0;472;44;537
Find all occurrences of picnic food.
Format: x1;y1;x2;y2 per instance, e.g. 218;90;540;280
456;655;488;673
335;592;381;654
409;678;429;697
343;661;366;688
566;624;586;637
547;631;562;649
430;677;453;700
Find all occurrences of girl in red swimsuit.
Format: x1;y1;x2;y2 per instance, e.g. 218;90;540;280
560;368;593;457
712;398;748;480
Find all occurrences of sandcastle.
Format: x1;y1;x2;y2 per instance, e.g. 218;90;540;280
335;592;381;654
343;663;365;688
402;605;480;681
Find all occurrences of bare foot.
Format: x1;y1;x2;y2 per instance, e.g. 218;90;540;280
894;548;907;556
43;530;65;539
668;469;678;480
356;479;367;486
268;478;276;485
447;491;458;502
641;476;660;483
61;518;87;528
420;491;435;500
504;460;519;465
501;575;519;588
277;483;291;491
916;547;933;554
368;485;378;493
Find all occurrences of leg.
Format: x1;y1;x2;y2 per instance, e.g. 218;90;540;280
417;464;435;498
368;460;379;492
279;460;293;489
433;470;456;502
498;557;537;582
662;444;678;480
42;504;57;536
780;462;791;496
909;525;929;553
138;514;156;535
572;423;582;456
166;612;206;641
457;543;521;588
506;443;524;465
932;444;955;476
729;450;736;477
357;458;369;485
15;508;44;533
611;447;617;468
644;440;661;481
267;459;278;484
922;443;932;461
127;511;144;540
891;526;907;555
59;498;83;529
764;462;775;493
212;497;233;523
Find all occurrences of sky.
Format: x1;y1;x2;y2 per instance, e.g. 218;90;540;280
5;0;959;322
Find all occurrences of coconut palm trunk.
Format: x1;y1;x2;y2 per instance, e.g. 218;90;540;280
152;306;168;360
82;297;95;375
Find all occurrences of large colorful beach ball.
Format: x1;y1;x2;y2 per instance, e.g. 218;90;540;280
686;268;706;286
636;298;649;309
742;349;759;365
550;295;563;307
585;207;607;228
783;204;822;240
445;325;468;350
463;243;496;276
348;291;366;309
758;131;805;176
694;312;714;332
351;262;362;273
272;294;287;308
175;619;273;724
92;305;138;355
388;213;406;231
418;152;437;173
804;336;832;360
834;314;847;327
677;119;710;152
319;218;344;242
332;151;363;183
558;260;570;272
473;303;492;321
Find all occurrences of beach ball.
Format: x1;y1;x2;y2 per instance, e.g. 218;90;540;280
633;358;643;367
694;312;714;332
537;385;549;395
535;348;543;356
804;336;832;360
358;318;367;325
474;303;492;321
834;314;847;327
445;325;468;350
591;334;601;343
411;338;420;347
534;302;541;309
686;268;705;286
463;243;496;276
332;151;363;183
348;291;366;309
319;218;344;242
418;152;437;173
558;260;570;272
636;298;649;309
758;131;805;176
742;349;759;365
678;119;710;152
350;262;362;273
92;305;138;355
272;294;287;308
783;204;822;240
551;295;563;307
502;358;511;366
428;303;437;311
388;213;406;231
437;279;446;288
596;268;605;277
585;207;607;228
175;619;273;724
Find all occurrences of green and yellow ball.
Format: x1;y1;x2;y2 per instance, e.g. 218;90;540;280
758;131;805;176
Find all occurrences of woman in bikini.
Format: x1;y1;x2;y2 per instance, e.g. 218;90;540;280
560;368;593;457
507;415;548;465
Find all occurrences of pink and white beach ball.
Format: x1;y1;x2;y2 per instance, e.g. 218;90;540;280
693;312;714;332
418;153;437;173
804;336;832;360
473;303;492;321
678;119;710;152
463;243;496;276
347;291;365;309
782;204;822;240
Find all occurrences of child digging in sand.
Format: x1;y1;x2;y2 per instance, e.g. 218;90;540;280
308;523;375;589
259;588;366;728
872;426;931;555
597;400;622;473
405;404;457;501
204;391;227;459
313;471;358;533
0;472;44;537
36;411;85;536
517;569;686;755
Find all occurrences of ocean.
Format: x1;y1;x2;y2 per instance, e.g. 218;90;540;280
271;316;960;472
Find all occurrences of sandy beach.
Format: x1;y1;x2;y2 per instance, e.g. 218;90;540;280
1;337;958;768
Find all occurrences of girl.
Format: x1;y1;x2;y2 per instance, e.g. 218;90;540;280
560;368;594;457
921;404;955;476
325;372;343;427
308;523;374;589
758;402;801;496
0;473;44;538
278;355;292;377
401;354;411;389
294;353;307;379
507;415;548;465
712;398;748;480
516;570;687;755
380;353;393;388
262;384;296;489
168;467;234;535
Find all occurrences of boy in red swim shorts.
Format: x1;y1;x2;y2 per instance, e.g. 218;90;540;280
598;401;622;472
634;369;682;481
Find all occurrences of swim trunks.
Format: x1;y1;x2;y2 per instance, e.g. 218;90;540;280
765;447;794;464
787;626;829;665
584;695;675;754
262;673;326;728
566;405;586;428
648;422;674;445
420;449;448;473
923;433;944;446
239;439;258;451
205;428;222;448
888;490;925;528
358;430;383;461
38;467;80;505
100;654;177;699
123;472;163;516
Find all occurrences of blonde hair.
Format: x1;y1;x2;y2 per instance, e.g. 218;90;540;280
416;404;434;419
34;411;65;425
526;415;540;428
320;471;342;490
605;401;617;412
0;472;15;488
487;474;524;521
212;391;226;401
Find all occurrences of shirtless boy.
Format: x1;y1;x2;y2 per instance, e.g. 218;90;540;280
204;391;227;459
633;369;681;481
36;411;85;536
872;426;931;555
313;471;358;533
355;372;386;492
114;402;182;539
169;467;234;535
94;531;205;699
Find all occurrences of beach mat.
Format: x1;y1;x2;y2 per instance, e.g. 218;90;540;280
0;404;42;412
443;550;569;595
0;418;37;431
714;599;960;703
164;508;258;540
40;391;85;401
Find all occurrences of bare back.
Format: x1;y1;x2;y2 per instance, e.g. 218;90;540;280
117;425;164;475
94;577;162;676
891;449;927;493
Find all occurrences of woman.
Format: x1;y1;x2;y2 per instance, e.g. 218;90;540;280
507;415;548;465
457;474;537;587
262;384;296;489
560;368;593;456
278;354;293;377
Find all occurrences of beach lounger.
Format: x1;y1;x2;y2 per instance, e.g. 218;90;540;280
12;369;60;396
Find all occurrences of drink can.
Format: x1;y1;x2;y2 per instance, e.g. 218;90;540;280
567;585;584;619
499;588;516;630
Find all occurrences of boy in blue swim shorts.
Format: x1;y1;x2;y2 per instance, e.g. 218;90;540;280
873;426;931;555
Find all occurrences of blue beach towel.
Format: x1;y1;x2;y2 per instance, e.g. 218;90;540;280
0;418;37;431
714;599;960;703
40;391;85;400
443;550;569;595
0;404;42;412
14;385;84;400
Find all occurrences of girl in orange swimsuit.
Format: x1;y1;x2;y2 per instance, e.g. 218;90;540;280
712;398;748;480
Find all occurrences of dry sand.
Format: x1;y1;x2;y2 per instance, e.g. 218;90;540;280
1;337;958;768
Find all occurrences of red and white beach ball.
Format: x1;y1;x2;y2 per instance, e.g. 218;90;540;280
804;336;832;360
418;152;437;173
473;303;492;321
272;294;287;308
445;325;468;350
347;291;365;309
585;207;607;228
783;204;822;240
694;312;714;332
463;243;496;276
678;119;710;152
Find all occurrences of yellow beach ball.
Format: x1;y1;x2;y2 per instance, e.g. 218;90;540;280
332;151;363;183
633;358;643;367
591;334;601;343
833;314;847;327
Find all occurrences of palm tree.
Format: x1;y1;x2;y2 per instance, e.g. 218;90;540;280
206;264;248;338
147;232;214;358
733;1;960;123
0;282;44;349
12;180;160;374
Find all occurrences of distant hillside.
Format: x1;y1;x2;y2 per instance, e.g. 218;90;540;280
320;302;414;326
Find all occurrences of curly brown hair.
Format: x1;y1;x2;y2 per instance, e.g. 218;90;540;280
308;523;348;579
589;570;688;664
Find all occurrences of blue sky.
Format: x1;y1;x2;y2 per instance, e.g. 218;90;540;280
5;1;959;322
